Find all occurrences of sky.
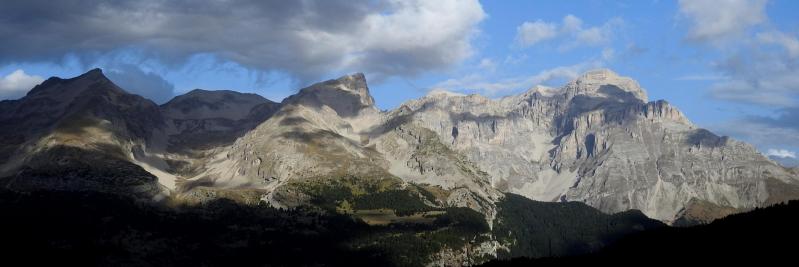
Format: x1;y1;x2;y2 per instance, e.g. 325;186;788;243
1;0;798;160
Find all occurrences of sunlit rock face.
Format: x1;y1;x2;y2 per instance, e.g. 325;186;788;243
3;68;798;224
372;69;797;222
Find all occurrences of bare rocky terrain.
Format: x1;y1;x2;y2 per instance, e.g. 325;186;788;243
2;68;798;265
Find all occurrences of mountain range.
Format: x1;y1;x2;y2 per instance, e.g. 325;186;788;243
1;68;798;265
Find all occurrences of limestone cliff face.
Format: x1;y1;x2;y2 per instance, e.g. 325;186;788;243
186;68;798;223
382;69;798;222
188;74;386;190
4;68;798;225
166;69;799;222
184;73;503;217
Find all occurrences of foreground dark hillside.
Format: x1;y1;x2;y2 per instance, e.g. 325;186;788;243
0;189;388;266
492;194;664;259
0;188;661;266
482;200;799;265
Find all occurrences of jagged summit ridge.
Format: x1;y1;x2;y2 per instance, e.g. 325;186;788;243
283;73;377;118
2;68;797;266
3;68;798;226
381;68;796;222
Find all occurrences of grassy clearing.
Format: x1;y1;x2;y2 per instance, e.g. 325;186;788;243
353;209;445;226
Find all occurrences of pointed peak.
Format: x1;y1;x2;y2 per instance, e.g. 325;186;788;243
296;72;375;107
72;68;113;83
284;72;376;117
338;72;366;82
86;68;103;75
305;73;368;91
26;68;117;97
330;72;369;96
73;68;109;81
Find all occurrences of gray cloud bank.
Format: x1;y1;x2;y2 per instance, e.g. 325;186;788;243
0;0;485;82
106;65;176;104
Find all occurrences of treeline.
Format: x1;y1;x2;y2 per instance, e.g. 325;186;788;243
351;207;491;266
0;189;388;266
482;199;799;265
597;199;799;260
296;177;440;216
0;188;496;267
353;189;436;216
491;194;663;259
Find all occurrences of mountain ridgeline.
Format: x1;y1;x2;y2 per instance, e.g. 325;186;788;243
1;68;797;265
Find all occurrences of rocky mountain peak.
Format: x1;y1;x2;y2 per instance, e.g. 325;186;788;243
182;88;263;99
162;89;272;120
25;68;133;105
59;67;106;82
81;68;105;79
284;73;377;117
4;68;796;233
331;72;374;107
567;69;648;102
0;68;165;171
177;89;269;105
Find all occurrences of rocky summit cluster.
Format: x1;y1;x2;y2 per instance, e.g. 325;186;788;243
1;68;798;264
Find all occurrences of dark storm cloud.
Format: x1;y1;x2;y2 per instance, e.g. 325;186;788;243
0;0;485;81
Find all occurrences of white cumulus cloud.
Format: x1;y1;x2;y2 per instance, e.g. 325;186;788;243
515;20;558;47
514;15;622;50
0;69;44;100
766;149;797;159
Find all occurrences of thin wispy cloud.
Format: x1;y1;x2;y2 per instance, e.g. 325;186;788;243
432;60;602;96
514;14;623;51
757;31;799;58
